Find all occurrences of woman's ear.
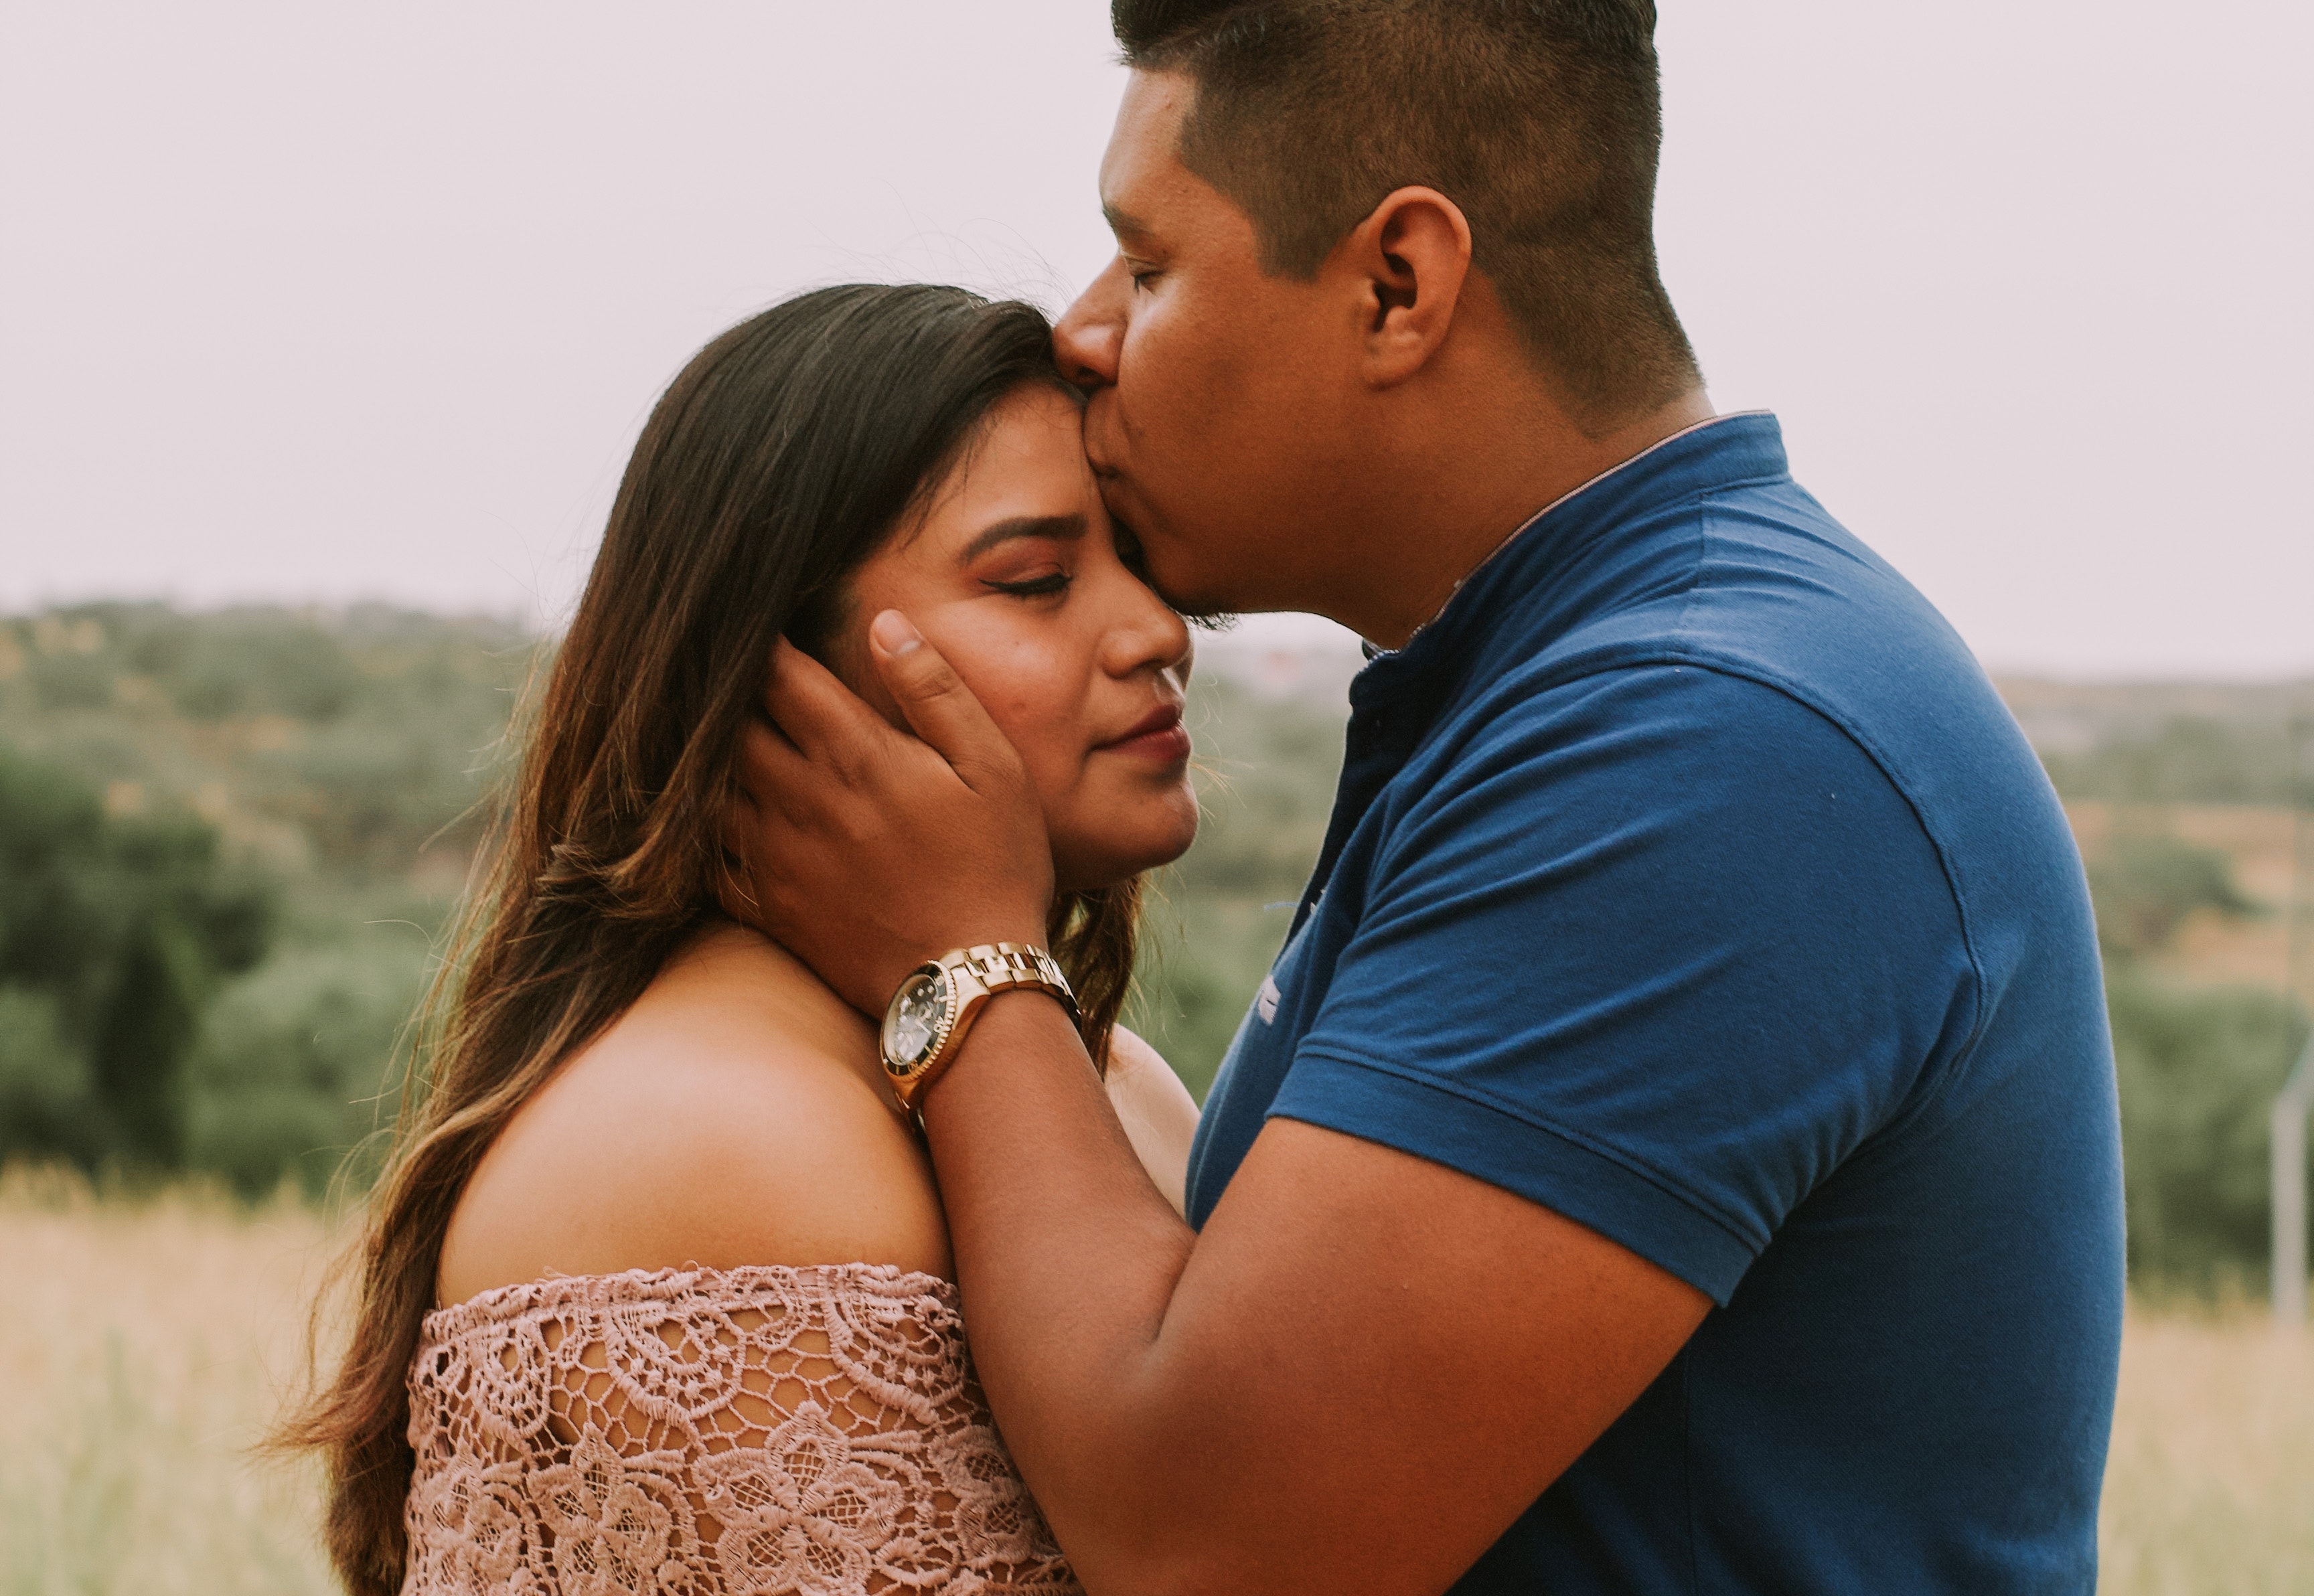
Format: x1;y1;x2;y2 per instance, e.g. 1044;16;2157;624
1338;185;1474;390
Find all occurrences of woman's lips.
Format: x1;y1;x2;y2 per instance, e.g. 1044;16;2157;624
1098;703;1191;763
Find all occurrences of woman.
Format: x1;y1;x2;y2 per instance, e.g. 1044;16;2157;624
285;284;1204;1595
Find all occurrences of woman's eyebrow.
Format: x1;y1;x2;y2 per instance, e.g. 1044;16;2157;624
958;513;1086;562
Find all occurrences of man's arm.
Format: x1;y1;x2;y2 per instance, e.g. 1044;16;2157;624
726;623;1708;1595
925;993;1707;1595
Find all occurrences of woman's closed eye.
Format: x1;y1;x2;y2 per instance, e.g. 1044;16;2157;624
957;514;1087;601
984;570;1073;600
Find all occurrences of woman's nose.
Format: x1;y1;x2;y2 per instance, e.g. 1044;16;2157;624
1053;260;1127;392
1105;575;1194;682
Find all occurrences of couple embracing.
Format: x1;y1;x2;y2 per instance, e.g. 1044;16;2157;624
290;4;2124;1593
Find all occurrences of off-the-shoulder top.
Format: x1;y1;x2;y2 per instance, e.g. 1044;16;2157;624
402;1263;1081;1595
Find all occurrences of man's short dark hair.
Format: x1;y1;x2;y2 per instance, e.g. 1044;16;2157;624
1112;0;1699;427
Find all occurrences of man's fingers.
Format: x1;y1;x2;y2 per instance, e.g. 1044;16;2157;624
722;720;818;902
731;712;813;807
761;637;889;765
866;611;1018;789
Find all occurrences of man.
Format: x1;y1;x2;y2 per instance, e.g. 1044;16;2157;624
729;3;2124;1591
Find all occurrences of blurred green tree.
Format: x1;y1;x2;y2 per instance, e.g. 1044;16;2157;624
186;942;427;1196
2041;714;2297;805
2108;969;2307;1288
0;742;275;1168
1128;677;1344;1099
2071;821;2301;1287
2087;834;2262;959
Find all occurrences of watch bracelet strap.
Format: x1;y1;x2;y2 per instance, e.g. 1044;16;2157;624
954;941;1080;1023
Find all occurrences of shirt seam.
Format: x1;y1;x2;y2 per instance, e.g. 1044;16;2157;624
1657;652;1992;1135
1283;1043;1768;1259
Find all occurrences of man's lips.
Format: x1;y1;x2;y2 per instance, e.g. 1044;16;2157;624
1097;702;1190;762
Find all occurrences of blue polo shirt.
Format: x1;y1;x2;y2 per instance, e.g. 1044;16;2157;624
1184;414;2123;1593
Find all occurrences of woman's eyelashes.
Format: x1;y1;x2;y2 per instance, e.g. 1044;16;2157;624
982;569;1073;600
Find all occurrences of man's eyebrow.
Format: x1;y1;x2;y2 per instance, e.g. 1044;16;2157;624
1101;200;1151;240
959;513;1087;563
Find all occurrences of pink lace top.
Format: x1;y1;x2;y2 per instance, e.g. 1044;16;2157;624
402;1263;1081;1595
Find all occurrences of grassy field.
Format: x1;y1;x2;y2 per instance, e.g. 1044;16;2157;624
2;1170;2309;1594
0;1170;337;1595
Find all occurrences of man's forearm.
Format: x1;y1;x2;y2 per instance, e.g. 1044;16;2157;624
920;993;1212;1587
913;993;1712;1596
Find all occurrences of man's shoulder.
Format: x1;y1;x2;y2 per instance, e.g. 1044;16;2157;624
1418;655;1940;857
1456;480;2056;876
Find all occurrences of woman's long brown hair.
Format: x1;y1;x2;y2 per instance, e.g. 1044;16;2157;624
276;285;1141;1596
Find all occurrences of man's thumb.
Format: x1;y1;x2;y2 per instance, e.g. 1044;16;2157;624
867;610;1010;779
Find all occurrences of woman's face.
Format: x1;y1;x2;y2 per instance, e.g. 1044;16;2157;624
841;384;1199;896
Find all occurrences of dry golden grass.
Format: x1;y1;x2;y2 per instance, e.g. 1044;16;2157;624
2100;1301;2314;1595
0;1167;338;1595
2;1170;2309;1593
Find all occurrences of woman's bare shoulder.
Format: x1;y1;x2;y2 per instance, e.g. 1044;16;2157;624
1103;1025;1200;1218
437;923;949;1307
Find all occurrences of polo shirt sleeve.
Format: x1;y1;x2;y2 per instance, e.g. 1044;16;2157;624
1270;663;1977;1304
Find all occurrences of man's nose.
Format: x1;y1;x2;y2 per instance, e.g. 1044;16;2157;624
1053;260;1126;392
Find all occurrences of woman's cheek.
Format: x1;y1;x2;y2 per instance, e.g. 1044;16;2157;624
977;701;1077;823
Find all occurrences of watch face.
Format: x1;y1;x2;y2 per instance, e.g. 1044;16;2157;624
882;971;949;1072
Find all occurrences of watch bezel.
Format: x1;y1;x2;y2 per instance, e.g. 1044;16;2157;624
880;963;958;1081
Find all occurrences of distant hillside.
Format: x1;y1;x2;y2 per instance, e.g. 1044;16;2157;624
0;602;536;884
0;604;539;1192
1996;676;2314;750
1995;675;2311;807
5;605;2303;891
2;604;2307;1287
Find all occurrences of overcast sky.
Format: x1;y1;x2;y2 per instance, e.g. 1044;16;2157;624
3;2;2307;677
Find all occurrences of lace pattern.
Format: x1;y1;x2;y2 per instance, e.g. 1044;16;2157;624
404;1263;1080;1595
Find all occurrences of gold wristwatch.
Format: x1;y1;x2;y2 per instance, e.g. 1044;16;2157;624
879;942;1081;1113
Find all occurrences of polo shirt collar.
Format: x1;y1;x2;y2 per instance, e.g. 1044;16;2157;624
1351;410;1790;716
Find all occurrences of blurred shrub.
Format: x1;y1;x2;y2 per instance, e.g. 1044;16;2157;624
1171;680;1342;903
28;651;115;712
0;985;99;1166
2088;835;2262;959
0;604;522;1198
164;614;367;722
186;943;429;1197
1130;898;1271;1103
0;603;534;877
2109;968;2307;1289
0;741;275;1169
1124;677;1344;1099
2041;714;2298;805
2065;821;2307;1289
5;598;2308;1300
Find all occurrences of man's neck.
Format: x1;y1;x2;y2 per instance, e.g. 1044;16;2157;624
1334;387;1716;651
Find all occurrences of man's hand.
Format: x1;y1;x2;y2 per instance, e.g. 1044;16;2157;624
724;611;1054;1015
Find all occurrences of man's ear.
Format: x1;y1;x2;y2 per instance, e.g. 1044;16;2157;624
1340;186;1474;388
